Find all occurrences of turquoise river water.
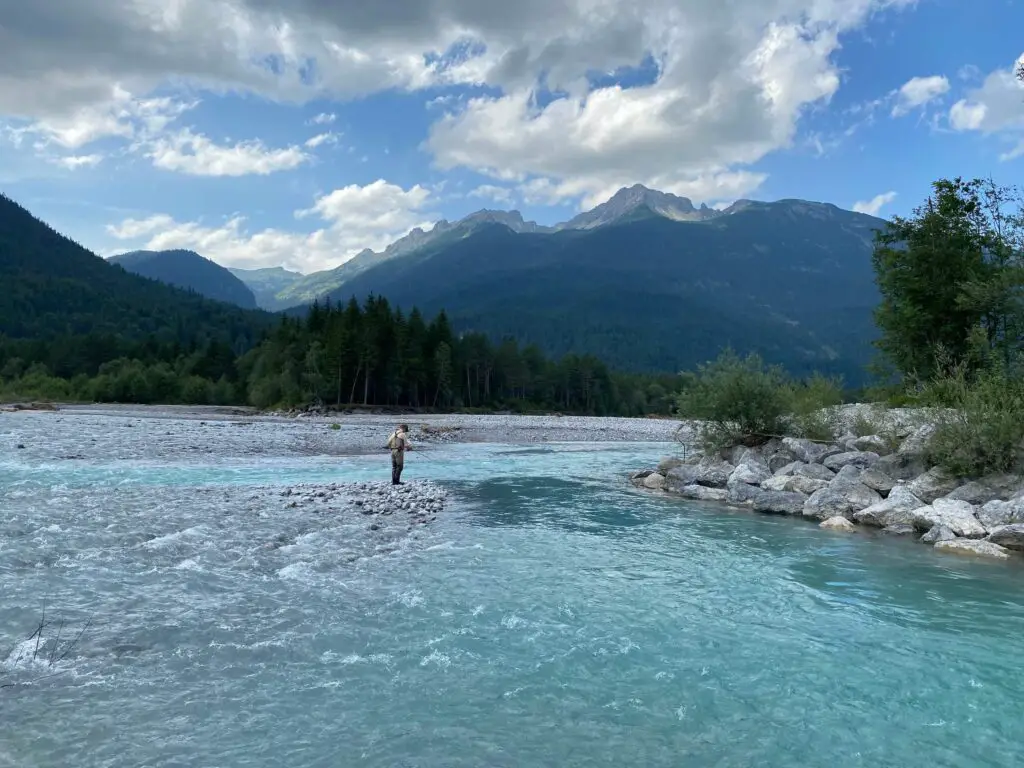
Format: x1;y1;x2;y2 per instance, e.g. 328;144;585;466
2;411;1023;767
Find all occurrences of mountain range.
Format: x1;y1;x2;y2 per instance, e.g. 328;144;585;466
1;184;887;384
109;249;258;309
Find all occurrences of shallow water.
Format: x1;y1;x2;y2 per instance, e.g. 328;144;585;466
2;411;1023;767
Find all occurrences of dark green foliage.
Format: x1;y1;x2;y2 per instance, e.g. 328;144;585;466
919;359;1024;477
0;192;273;348
676;349;844;451
307;201;884;384
111;249;259;309
872;178;1024;380
237;297;678;415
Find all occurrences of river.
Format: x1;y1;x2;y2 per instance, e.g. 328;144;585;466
2;409;1022;766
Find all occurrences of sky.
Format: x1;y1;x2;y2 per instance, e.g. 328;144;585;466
1;0;1023;275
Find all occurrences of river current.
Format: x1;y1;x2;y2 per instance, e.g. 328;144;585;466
2;410;1023;767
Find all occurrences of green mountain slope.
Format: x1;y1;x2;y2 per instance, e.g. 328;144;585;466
110;249;258;309
309;199;884;383
0;193;272;351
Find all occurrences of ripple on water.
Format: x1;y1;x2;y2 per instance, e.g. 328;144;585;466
2;411;1024;767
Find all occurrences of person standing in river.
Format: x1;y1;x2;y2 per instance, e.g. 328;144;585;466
387;424;411;484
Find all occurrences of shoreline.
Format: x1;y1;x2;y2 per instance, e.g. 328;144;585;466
3;402;687;446
632;423;1024;563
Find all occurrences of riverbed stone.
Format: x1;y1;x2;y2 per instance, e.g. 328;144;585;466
853;485;925;528
873;452;927;482
943;481;1002;506
852;435;893;455
934;539;1011;560
985;524;1024;551
977;499;1024;529
824;451;880;472
642;473;666;490
859;467;895;495
657;456;684;474
674;485;730;502
727;481;762;505
908;467;963;504
761;475;829;495
820;516;857;532
899;424;936;456
728;458;771;487
802;465;882;521
882;523;917;536
781;437;831;465
751;490;808;515
794;463;836;482
912;499;986;538
666;457;735;489
920;524;957;544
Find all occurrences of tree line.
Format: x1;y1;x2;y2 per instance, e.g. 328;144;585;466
0;296;679;416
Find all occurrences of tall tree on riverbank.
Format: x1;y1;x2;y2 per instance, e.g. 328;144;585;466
871;177;1024;381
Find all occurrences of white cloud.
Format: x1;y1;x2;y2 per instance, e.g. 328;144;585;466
891;75;949;117
310;112;336;124
304;132;339;148
146;128;310;176
948;53;1024;160
106;179;437;273
852;190;896;216
53;153;104;169
1;0;918;203
469;184;514;204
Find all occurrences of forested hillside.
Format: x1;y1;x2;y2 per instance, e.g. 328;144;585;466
110;249;259;309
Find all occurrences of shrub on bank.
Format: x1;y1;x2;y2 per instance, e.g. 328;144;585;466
675;350;844;451
916;360;1024;477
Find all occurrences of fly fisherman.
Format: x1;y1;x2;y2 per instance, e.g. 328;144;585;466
387;424;412;485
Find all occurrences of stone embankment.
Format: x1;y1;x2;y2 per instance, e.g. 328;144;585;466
632;424;1024;562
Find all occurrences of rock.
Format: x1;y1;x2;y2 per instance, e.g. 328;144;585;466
853;485;925;528
794;463;836;482
978;499;1024;529
820;516;857;532
944;481;1002;506
898;424;936;455
859;468;895;495
657;457;684;474
773;461;804;477
727;481;762;505
802;466;882;521
674;485;730;502
16;444;25;449
882;524;917;536
986;524;1024;551
920;524;957;543
761;475;829;495
781;437;830;464
873;452;927;482
908;467;963;503
728;457;771;487
630;470;653;485
666;457;735;489
642;473;666;490
823;451;880;472
767;451;797;473
751;490;808;515
934;539;1011;560
912;499;986;538
852;435;893;455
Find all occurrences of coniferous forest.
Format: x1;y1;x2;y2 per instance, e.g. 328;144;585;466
0;295;679;416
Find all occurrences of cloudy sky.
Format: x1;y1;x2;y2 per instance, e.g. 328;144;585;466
1;0;1021;274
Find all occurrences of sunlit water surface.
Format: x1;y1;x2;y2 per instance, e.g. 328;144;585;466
2;411;1023;767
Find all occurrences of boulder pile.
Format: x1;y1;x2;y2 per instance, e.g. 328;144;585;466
632;427;1024;562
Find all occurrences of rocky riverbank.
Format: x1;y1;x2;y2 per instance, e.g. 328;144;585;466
632;422;1024;562
276;480;448;531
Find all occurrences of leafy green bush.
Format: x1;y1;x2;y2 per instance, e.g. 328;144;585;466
675;350;844;451
922;361;1024;477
